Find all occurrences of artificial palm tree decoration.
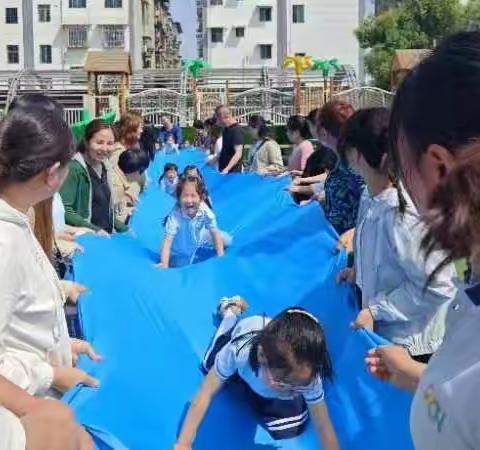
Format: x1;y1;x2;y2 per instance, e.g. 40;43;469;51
283;55;313;113
183;59;210;119
312;58;342;102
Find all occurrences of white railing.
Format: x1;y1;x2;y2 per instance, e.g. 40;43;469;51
64;107;83;125
332;86;394;109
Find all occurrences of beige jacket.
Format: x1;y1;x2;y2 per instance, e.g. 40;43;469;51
112;168;140;224
248;139;284;174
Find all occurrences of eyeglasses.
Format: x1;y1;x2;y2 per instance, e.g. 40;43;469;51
260;363;313;394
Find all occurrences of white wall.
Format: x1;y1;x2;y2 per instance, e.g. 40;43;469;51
205;0;278;68
0;0;24;70
0;0;132;70
204;0;362;74
32;0;63;69
288;0;361;74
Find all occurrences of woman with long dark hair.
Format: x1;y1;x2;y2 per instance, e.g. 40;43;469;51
366;31;480;450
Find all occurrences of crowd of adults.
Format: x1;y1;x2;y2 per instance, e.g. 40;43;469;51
1;30;480;450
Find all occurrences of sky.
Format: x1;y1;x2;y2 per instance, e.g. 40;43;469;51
170;0;198;60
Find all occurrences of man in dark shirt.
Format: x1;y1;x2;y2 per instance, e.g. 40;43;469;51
213;106;244;173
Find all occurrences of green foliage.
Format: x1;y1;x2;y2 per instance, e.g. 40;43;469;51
356;0;468;88
182;59;210;79
463;0;480;30
311;59;342;77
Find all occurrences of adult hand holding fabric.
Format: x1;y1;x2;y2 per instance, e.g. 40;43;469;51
352;308;374;330
65;282;88;304
23;398;74;422
336;267;355;284
365;345;425;391
53;367;99;392
21;415;95;450
71;339;103;366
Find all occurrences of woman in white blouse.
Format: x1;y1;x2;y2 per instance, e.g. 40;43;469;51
0;107;100;401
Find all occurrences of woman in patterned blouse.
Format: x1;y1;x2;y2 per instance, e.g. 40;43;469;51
312;101;365;236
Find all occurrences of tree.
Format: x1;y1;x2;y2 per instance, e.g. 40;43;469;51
356;0;465;89
463;0;480;30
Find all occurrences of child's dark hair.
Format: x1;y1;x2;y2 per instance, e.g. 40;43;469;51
248;115;270;139
339;108;390;170
8;93;64;117
175;175;207;201
77;119;114;154
0;108;74;184
248;307;333;383
183;164;202;180
183;165;213;209
306;108;320;125
318;101;355;139
286;115;311;140
389;32;480;278
193;120;204;130
118;149;146;175
159;162;178;182
204;117;216;128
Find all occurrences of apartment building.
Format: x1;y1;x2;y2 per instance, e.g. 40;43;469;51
199;0;364;75
0;0;181;71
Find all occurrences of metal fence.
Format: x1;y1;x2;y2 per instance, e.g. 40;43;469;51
1;69;395;127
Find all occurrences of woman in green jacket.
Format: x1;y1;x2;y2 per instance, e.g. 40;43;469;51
60;119;128;234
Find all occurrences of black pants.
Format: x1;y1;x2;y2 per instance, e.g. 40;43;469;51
411;353;433;364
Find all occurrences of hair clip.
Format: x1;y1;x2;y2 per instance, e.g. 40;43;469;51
286;309;319;324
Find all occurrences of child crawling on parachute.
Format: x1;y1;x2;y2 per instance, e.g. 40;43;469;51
157;175;230;268
174;298;339;450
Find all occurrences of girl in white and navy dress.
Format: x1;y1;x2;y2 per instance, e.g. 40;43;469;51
174;300;339;450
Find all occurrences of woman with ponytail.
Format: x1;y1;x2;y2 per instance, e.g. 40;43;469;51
365;31;480;450
337;107;456;361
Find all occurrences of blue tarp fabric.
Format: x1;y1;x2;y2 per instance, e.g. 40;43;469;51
67;150;414;450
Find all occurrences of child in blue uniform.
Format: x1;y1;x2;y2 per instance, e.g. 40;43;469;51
182;165;213;209
159;163;179;196
174;299;339;450
157;176;225;268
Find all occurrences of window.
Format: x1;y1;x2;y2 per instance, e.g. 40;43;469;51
295;52;306;57
40;45;52;64
260;44;272;60
7;45;19;64
103;25;125;48
69;0;86;7
210;27;223;43
235;27;245;38
67;26;88;48
38;5;51;22
210;0;223;5
259;7;272;22
293;5;305;23
105;0;122;7
5;8;18;24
